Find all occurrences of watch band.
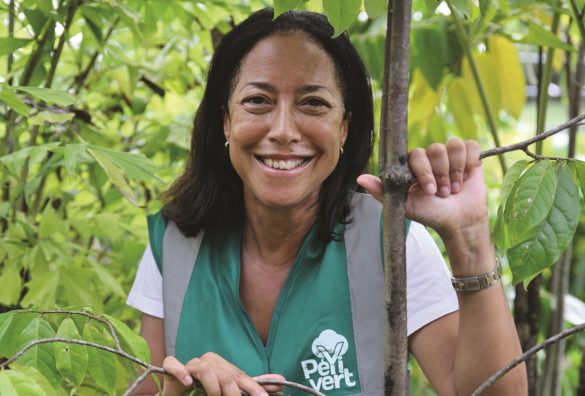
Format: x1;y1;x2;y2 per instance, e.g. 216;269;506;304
451;261;502;292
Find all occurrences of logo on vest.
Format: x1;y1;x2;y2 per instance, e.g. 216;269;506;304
300;329;357;392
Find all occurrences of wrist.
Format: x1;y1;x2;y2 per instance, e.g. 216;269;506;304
441;217;496;276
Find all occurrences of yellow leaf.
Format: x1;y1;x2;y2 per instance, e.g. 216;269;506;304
408;69;441;127
489;36;526;118
448;78;478;139
461;53;501;121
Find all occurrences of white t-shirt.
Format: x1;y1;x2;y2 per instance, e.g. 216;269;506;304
127;221;458;336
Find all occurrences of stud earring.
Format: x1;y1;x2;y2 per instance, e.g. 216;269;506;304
225;141;229;148
340;147;344;154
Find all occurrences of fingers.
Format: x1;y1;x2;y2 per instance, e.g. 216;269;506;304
163;356;194;387
356;174;383;202
253;374;286;393
409;139;481;197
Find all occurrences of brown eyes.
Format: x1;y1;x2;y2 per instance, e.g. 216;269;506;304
241;96;330;111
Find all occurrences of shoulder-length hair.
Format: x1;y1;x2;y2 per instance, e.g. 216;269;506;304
162;8;374;243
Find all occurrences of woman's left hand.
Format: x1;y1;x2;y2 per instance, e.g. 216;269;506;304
357;139;486;238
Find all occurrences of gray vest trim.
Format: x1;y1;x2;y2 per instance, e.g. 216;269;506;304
345;193;384;395
162;221;204;357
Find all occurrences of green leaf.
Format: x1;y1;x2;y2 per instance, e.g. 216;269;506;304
508;164;580;285
447;78;477;139
413;27;447;89
0;312;36;357
15;317;60;389
102;315;150;363
424;0;440;11
365;0;386;19
571;160;585;199
451;0;472;17
517;22;575;52
55;318;88;389
0;37;33;57
322;0;361;37
20;269;59;309
0;370;48;396
0;264;22;306
83;323;118;394
90;261;126;297
274;0;304;17
0;312;15;346
53;143;90;175
11;86;76;106
87;145;160;182
0;88;30;116
28;110;75;125
39;206;67;239
506;161;557;246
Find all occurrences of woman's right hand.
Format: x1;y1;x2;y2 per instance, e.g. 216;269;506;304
162;353;285;396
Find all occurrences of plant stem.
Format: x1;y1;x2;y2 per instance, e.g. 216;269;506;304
535;0;562;154
380;1;412;394
472;322;585;395
45;0;80;89
447;1;507;174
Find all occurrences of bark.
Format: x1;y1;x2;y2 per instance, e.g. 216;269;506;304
380;1;413;395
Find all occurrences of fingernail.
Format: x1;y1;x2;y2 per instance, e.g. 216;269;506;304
183;375;193;386
452;181;460;192
440;186;450;196
424;183;436;194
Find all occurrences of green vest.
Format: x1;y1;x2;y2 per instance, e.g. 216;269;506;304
148;193;409;395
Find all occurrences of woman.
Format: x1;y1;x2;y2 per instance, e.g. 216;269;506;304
127;8;527;396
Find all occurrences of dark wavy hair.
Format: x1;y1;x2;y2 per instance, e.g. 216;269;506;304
162;8;374;243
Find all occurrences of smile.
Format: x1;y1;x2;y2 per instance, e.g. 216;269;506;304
256;156;311;170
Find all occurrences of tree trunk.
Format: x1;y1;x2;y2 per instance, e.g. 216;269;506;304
380;1;413;395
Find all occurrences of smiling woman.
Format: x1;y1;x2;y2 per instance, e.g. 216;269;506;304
126;8;527;396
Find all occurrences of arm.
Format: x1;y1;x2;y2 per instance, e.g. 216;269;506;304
358;139;527;395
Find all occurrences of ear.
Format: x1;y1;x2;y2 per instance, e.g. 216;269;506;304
340;111;351;147
223;110;231;141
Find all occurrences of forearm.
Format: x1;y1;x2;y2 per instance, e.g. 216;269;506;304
443;220;527;395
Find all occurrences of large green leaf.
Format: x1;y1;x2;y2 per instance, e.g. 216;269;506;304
274;0;304;17
15;317;60;389
0;370;48;396
55;318;88;389
0;312;36;357
0;143;60;176
413;27;448;89
0;87;30;116
505;161;557;246
365;0;386;19
0;37;33;57
10;86;75;106
6;364;57;396
103;314;150;363
508;164;580;285
0;263;22;306
322;0;361;37
20;269;59;309
83;323;118;394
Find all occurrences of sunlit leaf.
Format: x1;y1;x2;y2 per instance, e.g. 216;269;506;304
408;69;440;126
7;364;57;396
39;206;67;239
489;36;525;118
322;0;361;37
0;370;48;396
0;263;22;306
102;314;150;363
0;37;33;57
15;317;60;389
508;164;580;285
11;86;75;106
52;143;91;175
447;78;477;139
517;22;575;52
55;318;88;389
90;260;125;297
20;270;59;309
28;110;75;125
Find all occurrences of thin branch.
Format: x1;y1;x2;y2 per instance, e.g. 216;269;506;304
479;113;585;159
22;309;122;351
123;367;156;396
471;322;585;396
45;0;80;88
0;338;162;371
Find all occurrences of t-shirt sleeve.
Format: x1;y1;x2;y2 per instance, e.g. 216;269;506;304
406;222;458;336
126;244;164;318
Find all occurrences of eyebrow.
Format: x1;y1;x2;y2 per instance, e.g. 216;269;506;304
240;82;330;95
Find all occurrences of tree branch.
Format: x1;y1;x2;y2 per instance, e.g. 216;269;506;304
471;322;585;395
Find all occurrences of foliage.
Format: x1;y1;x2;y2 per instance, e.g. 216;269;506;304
2;0;585;394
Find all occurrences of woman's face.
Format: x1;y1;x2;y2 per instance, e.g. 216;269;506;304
224;32;348;213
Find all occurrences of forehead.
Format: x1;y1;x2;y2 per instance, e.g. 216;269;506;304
233;32;341;93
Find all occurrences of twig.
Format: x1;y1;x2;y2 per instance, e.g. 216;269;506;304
471;322;585;395
123;367;156;396
0;338;163;372
479;113;585;159
21;309;122;351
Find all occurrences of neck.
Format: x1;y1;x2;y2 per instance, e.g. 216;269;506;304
242;199;318;269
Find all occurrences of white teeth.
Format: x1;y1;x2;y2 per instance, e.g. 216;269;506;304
261;158;305;170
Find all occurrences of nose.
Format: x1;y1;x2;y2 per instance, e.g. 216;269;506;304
267;102;301;146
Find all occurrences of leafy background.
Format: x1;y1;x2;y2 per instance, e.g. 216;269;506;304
2;0;585;394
